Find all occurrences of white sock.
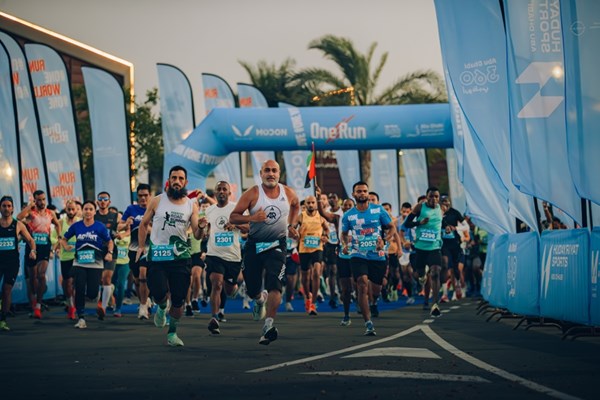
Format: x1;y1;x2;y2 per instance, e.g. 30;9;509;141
264;317;274;329
101;285;112;309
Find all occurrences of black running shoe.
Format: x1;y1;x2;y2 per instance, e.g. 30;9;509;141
259;326;278;345
191;299;200;311
208;317;220;334
185;305;193;317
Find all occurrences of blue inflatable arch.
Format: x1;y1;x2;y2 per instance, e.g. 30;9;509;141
166;103;453;189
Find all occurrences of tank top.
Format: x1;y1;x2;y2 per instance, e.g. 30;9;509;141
206;202;241;262
414;203;443;251
27;208;53;246
149;194;194;263
249;184;290;243
298;211;324;253
0;219;19;263
327;208;343;245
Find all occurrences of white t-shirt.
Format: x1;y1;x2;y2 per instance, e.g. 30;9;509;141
206;202;241;262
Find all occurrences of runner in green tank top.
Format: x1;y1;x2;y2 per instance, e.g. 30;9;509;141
402;187;443;317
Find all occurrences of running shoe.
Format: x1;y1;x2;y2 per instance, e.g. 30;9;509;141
364;321;376;336
285;302;294;312
328;298;339;309
67;306;77;320
74;318;87;329
154;306;167;328
369;304;380;318
0;320;9;331
340;315;351;326
304;298;312;314
201;297;208;308
185;305;193;317
138;304;149;320
309;303;318;316
440;295;450;303
191;299;200;311
96;302;106;321
208;317;220;334
242;297;251;310
113;309;122;318
430;303;441;317
259;326;278;345
406;297;416;305
33;308;42;319
252;297;266;321
217;312;227;322
167;332;184;347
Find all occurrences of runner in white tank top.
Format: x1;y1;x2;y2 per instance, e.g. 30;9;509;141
230;160;300;345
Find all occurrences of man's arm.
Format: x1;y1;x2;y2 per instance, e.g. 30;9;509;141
229;187;260;225
17;221;37;259
16;202;34;221
190;202;206;240
403;202;424;228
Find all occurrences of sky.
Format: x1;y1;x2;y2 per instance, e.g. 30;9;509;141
0;0;444;117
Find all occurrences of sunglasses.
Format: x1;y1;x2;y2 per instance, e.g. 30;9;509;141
97;197;110;201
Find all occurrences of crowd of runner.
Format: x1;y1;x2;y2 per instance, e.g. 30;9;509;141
1;160;495;345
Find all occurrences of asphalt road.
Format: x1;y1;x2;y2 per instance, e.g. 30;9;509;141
1;299;598;400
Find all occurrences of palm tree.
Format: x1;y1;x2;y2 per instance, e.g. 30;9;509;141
298;34;447;106
238;58;312;107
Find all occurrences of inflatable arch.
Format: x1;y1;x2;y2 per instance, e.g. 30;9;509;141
166;103;453;189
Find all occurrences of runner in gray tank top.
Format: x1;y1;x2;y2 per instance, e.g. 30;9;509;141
230;160;300;345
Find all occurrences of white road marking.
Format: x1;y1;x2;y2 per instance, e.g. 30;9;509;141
442;309;451;313
246;324;422;373
450;306;460;310
421;325;583;400
342;347;440;359
303;369;490;382
422;319;435;324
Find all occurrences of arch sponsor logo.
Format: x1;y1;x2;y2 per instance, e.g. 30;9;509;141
309;116;367;143
231;125;288;139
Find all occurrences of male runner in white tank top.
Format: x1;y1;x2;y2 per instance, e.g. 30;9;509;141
137;165;204;347
230;160;300;345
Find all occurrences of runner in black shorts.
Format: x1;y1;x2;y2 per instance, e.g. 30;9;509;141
1;196;36;331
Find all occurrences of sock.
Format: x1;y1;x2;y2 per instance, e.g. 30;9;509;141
219;308;225;314
35;303;41;310
101;285;112;309
264;317;274;329
168;316;179;334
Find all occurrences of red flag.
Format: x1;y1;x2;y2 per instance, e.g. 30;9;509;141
304;143;316;188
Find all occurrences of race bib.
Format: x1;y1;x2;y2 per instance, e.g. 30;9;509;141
151;244;174;261
286;237;293;250
358;235;378;252
117;247;128;259
215;232;234;247
33;233;49;245
329;231;339;243
0;237;16;250
419;229;437;242
303;235;320;249
256;241;278;254
442;230;455;240
77;249;95;264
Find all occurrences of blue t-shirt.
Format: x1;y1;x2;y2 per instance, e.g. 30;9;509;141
121;204;147;251
341;204;392;261
64;221;111;269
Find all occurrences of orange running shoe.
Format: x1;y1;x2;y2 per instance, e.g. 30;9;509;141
309;303;318;316
67;307;77;320
33;308;42;319
304;298;311;314
96;302;106;320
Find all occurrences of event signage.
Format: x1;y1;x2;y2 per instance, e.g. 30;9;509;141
24;43;83;208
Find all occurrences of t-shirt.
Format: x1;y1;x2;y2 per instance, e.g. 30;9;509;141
64;221;111;269
121;204;147;251
341;204;392;261
205;202;241;262
442;207;464;246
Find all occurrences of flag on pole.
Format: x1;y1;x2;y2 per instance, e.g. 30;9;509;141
304;143;316;188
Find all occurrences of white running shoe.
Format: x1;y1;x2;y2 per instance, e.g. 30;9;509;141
138;303;149;320
167;332;184;347
74;318;87;329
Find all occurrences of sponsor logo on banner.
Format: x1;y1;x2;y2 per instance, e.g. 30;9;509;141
384;124;401;138
541;242;580;298
507;242;518;297
310;116;367;142
239;96;252;107
173;144;224;165
256;128;287;137
204;88;218;98
289;152;306;189
287;107;308;147
232;125;253;138
41;123;69;144
516;62;564;118
405;123;446;138
459;58;500;95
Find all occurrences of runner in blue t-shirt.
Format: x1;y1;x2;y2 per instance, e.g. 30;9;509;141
118;183;152;319
341;181;397;337
62;201;114;329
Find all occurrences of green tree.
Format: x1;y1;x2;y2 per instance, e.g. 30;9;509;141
238;58;311;107
127;87;164;191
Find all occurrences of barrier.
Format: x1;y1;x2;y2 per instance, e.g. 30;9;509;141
591;228;600;326
505;232;540;317
482;234;509;308
539;229;590;325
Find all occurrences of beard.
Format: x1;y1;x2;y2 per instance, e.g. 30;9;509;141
168;186;188;200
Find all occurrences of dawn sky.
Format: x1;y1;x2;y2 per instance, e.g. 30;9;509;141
1;0;444;118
